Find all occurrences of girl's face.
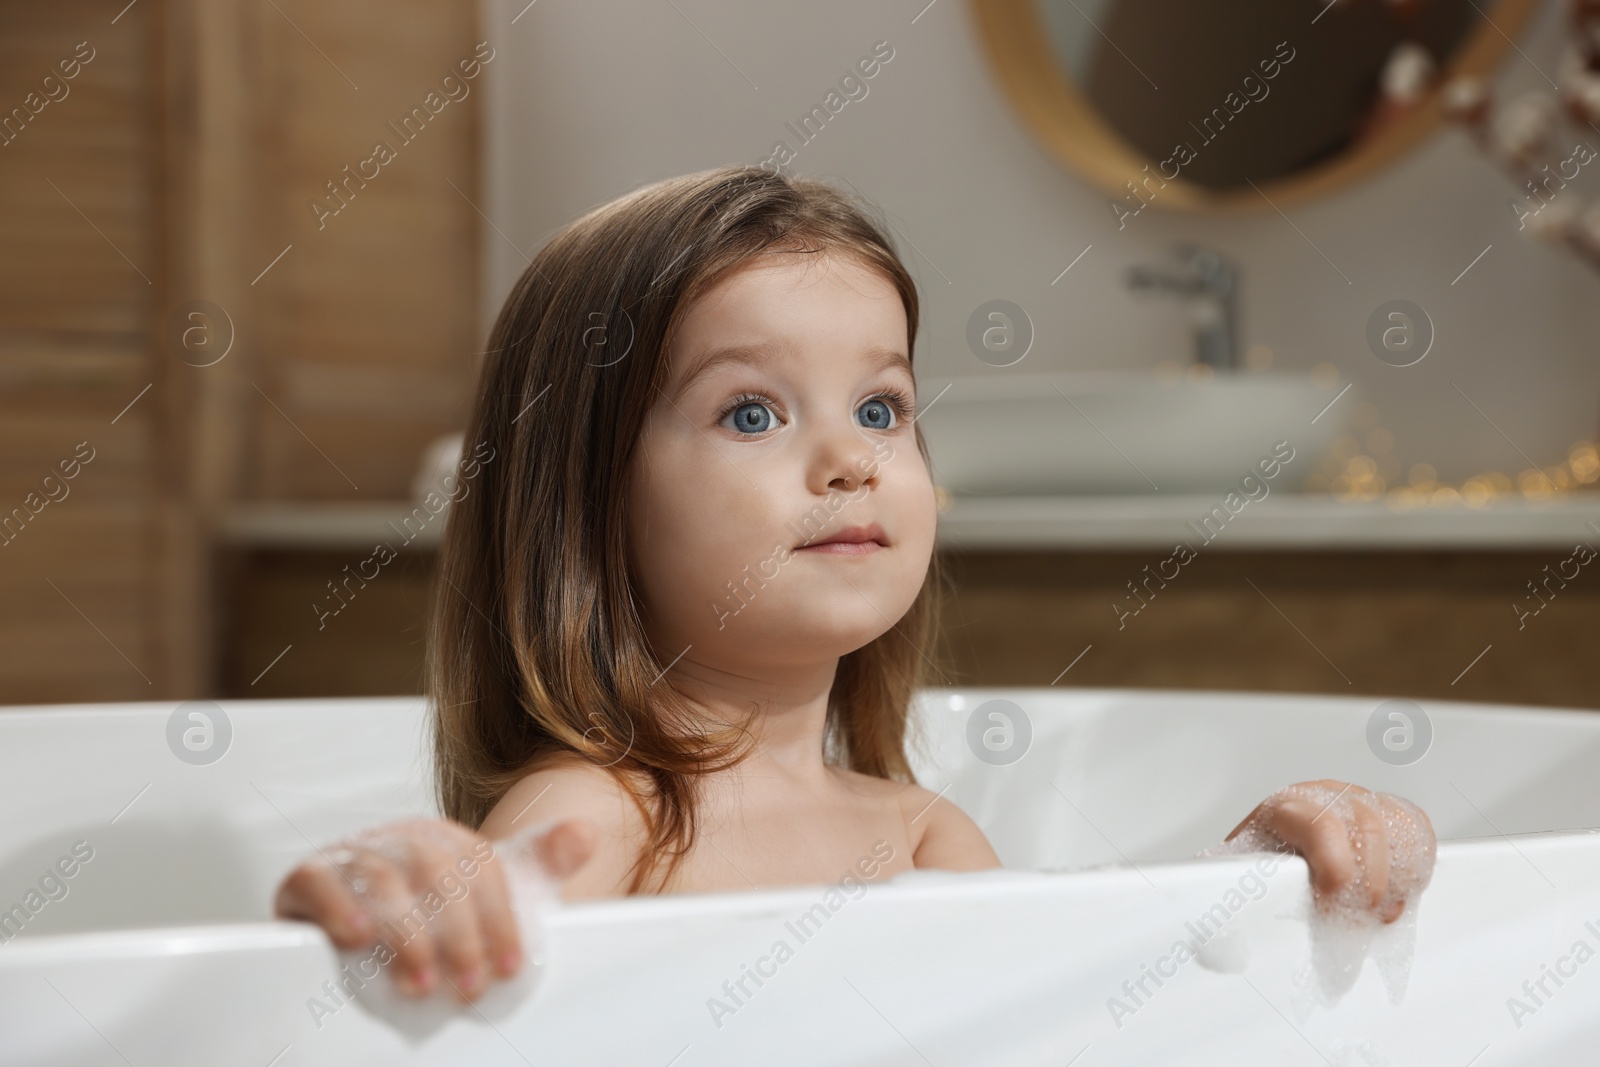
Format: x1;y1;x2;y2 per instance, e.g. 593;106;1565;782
624;251;937;673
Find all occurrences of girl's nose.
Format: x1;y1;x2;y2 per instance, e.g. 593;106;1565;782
808;423;883;497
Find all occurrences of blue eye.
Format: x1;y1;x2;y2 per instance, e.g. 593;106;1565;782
857;398;895;430
724;399;774;435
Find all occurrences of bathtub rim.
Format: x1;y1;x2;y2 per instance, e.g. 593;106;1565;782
0;833;1587;966
4;686;1600;721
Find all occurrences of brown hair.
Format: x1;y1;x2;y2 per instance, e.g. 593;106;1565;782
428;164;948;894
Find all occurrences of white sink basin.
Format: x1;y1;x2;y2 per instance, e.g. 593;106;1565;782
916;371;1345;495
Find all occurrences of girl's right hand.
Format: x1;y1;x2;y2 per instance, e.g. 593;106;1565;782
273;816;597;1001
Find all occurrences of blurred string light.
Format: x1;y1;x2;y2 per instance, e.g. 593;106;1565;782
1004;355;1599;510
1298;379;1600;508
1152;357;1600;508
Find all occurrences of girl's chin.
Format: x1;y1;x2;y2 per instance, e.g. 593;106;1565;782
706;620;893;661
791;619;898;657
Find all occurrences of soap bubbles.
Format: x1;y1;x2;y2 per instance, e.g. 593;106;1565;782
1208;783;1438;1014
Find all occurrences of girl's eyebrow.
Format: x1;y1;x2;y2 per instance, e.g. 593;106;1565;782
865;346;914;379
672;341;911;400
673;340;792;400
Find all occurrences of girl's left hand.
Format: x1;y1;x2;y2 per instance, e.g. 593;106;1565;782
1219;779;1437;922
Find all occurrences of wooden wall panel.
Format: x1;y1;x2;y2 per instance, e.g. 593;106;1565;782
0;507;160;696
0;13;154;335
221;548;435;697
0;0;485;704
939;549;1600;709
248;0;483;501
217;546;1600;711
0;1;164;704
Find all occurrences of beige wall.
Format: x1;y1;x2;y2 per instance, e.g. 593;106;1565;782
481;0;1600;484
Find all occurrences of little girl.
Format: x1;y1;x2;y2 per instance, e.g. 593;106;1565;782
275;165;1435;1004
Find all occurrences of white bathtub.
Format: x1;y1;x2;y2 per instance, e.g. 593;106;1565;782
2;688;1598;1065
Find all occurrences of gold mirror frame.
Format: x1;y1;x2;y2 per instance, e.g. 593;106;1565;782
969;0;1543;212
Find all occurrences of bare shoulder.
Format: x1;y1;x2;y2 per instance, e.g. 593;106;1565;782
480;758;652;900
891;779;1003;873
830;767;1001;872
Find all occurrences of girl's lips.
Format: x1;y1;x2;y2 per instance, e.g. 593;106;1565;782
796;522;888;554
796;539;883;556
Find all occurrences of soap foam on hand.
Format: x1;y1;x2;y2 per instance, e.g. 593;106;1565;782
1201;785;1437;1014
330;822;565;1042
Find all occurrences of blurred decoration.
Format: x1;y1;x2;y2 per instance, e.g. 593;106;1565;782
1358;40;1438;139
1301;394;1600;507
1443;0;1600;273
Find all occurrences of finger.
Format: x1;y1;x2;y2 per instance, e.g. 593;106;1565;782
274;862;375;949
1268;794;1356;904
359;858;441;996
409;846;489;1002
534;818;598;879
471;818;595;981
1348;793;1392;915
463;840;523;980
1376;792;1435;920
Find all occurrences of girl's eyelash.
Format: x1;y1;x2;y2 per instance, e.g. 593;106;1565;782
716;388;916;433
717;392;777;429
871;387;916;421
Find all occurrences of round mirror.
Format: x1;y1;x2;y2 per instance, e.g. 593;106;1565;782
970;0;1541;211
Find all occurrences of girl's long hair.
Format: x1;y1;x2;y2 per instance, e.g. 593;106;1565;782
428;164;948;894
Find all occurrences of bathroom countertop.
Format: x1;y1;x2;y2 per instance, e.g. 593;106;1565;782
934;493;1600;550
216;495;1600;552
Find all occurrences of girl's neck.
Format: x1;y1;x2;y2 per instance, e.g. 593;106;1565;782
667;655;839;784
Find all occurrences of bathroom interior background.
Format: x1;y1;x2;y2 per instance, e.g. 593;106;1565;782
2;0;1598;708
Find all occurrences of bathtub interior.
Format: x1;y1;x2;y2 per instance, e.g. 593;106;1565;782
4;689;1600;1065
1;686;1597;938
910;688;1600;872
0;696;437;937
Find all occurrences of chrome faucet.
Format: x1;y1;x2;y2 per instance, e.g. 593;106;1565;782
1127;244;1239;370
